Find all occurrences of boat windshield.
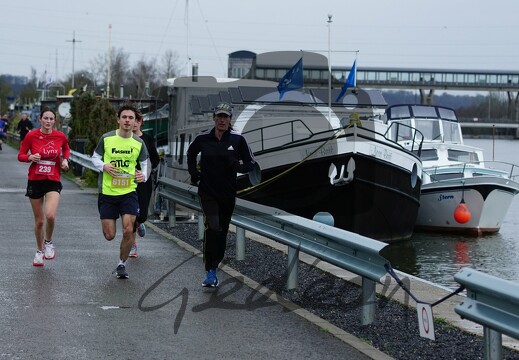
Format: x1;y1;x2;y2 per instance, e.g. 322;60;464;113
442;121;462;143
415;119;441;141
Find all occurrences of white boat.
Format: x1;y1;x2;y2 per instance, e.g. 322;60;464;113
161;76;423;242
385;104;519;235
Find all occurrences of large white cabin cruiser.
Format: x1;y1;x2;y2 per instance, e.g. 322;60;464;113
163;77;423;242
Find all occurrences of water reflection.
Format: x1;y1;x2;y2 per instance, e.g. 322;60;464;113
382;233;484;289
382;139;519;289
383;198;519;289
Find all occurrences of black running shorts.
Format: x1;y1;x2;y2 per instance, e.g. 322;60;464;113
98;192;140;220
25;180;63;199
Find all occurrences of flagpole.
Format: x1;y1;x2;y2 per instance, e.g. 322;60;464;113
327;14;332;121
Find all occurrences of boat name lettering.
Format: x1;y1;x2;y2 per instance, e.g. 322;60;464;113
304;145;333;158
438;194;455;202
369;145;392;161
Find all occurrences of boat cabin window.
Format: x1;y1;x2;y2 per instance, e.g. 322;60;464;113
388;106;411;119
411;105;438;118
418;149;439;161
392;119;413;140
415;119;441;141
175;135;180;160
442;121;462;143
447;149;479;162
430;172;464;181
178;133;186;164
438;107;457;121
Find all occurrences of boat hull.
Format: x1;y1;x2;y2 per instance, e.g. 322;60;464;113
239;150;421;243
415;178;519;235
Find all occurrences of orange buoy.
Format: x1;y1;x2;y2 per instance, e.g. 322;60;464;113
454;201;471;224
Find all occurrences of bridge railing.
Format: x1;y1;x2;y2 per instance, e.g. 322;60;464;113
454;267;519;360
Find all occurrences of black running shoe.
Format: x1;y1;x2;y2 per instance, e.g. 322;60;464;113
114;264;128;279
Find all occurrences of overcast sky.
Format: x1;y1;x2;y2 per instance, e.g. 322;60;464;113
2;0;519;81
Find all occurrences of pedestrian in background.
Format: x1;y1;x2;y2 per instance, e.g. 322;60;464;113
128;110;160;258
91;104;149;279
187;102;256;287
0;114;6;151
17;113;33;142
17;107;70;266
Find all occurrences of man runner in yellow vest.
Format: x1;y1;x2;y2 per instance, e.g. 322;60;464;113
91;104;149;279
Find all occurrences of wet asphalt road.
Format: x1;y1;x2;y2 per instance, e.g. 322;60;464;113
0;143;379;360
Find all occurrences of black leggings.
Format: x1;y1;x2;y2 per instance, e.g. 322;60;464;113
200;196;235;271
136;180;153;224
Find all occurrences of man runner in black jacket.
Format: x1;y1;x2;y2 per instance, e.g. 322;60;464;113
187;102;256;287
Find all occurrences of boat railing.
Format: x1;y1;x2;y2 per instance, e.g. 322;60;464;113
243;117;425;156
242;119;320;153
423;160;519;182
384;121;424;156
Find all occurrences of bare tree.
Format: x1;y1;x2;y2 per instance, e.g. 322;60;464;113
89;47;130;96
160;50;180;80
128;56;160;98
18;68;39;107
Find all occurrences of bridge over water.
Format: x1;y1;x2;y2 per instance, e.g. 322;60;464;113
230;50;519;116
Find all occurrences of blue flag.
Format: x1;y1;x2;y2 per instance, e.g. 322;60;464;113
335;60;357;102
277;57;303;100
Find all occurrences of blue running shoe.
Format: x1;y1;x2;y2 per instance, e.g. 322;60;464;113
137;223;146;237
202;269;218;287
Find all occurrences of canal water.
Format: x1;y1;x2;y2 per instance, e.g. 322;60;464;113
381;138;519;289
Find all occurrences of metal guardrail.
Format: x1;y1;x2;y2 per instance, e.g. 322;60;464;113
68;150;519;344
5;131;20;143
157;176;390;325
454;267;519;360
70;150;98;172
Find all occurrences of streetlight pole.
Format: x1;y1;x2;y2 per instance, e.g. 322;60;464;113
107;24;112;98
67;31;81;89
327;14;333;120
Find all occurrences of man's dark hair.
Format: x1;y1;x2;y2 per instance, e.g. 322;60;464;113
117;104;138;118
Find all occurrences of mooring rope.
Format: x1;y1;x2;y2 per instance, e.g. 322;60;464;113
384;264;465;307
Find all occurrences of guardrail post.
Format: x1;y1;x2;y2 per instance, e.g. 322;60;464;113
168;200;176;227
484;328;502;360
361;277;376;325
198;212;204;240
236;227;245;260
287;246;299;289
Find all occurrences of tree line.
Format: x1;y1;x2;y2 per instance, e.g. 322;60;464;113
0;48;180;113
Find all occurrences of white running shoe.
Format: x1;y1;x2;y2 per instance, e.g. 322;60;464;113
129;242;137;258
33;250;44;267
44;241;55;260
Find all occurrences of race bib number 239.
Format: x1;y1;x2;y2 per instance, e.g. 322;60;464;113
35;160;56;176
